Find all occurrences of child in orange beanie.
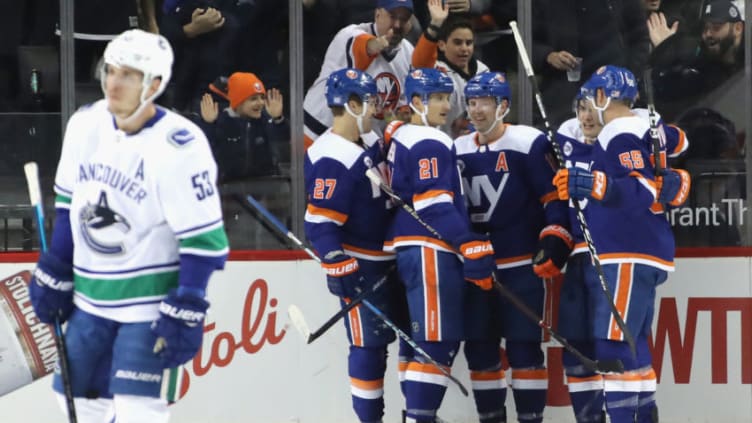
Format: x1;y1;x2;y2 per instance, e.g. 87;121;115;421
195;72;288;181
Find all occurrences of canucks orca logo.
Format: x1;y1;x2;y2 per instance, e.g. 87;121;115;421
80;191;132;255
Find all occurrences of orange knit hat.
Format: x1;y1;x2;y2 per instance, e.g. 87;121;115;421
227;72;266;109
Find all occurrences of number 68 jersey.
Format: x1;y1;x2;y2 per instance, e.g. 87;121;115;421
54;100;229;323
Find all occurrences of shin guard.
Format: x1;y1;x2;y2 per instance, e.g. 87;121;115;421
465;340;507;423
349;346;388;422
403;341;459;423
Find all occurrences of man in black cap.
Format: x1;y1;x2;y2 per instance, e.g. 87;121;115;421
648;0;745;121
698;0;744;64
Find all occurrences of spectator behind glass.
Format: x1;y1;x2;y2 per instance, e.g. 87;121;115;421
532;0;649;127
160;0;242;113
302;0;415;149
643;0;686;50
649;0;745;121
303;0;380;90
195;72;288;182
412;0;489;138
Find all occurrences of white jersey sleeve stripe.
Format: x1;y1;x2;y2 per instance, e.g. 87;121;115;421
413;192;454;211
179;247;230;257
54;183;73;196
74;262;180;279
174;218;224;238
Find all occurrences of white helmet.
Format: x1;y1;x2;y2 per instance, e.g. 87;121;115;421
101;29;173;104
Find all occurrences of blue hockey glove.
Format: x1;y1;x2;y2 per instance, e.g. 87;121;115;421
456;233;496;291
554;168;614;202
30;252;74;324
321;251;361;298
533;225;574;278
657;168;691;206
152;287;209;368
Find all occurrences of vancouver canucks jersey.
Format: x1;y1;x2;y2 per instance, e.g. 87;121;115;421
384;124;470;253
455;125;568;269
304;130;395;261
55;100;229;322
588;115;675;270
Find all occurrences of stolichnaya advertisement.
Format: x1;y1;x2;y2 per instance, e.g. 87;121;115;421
0;258;750;422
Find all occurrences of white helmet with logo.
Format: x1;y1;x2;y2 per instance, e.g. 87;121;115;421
101;29;173;105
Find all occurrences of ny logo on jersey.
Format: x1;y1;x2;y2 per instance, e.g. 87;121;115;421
374;72;401;120
463;173;510;222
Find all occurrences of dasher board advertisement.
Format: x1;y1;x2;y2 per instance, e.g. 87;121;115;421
0;258;750;422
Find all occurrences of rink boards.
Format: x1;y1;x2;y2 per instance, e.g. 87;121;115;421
0;257;750;423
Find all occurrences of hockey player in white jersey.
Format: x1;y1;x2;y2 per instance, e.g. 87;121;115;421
303;0;415;148
29;29;229;423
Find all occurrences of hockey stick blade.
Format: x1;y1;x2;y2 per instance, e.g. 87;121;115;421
242;192;396;345
306;272;389;344
287;304;313;342
24;162;48;252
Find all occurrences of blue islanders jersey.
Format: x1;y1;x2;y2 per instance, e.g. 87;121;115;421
588;115;675;271
631;108;688;161
557;118;596;256
557;111;690;257
384;123;469;253
455;125;569;269
304;130;394;261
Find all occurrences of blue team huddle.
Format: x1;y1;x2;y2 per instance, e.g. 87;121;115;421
303;59;690;423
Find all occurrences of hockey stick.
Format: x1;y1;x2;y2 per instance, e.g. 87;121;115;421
509;21;635;356
290;272;389;344
365;169;624;374
243;195;470;395
643;69;663;176
242;194;317;257
24;162;78;423
243;194;388;344
231;193;295;247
